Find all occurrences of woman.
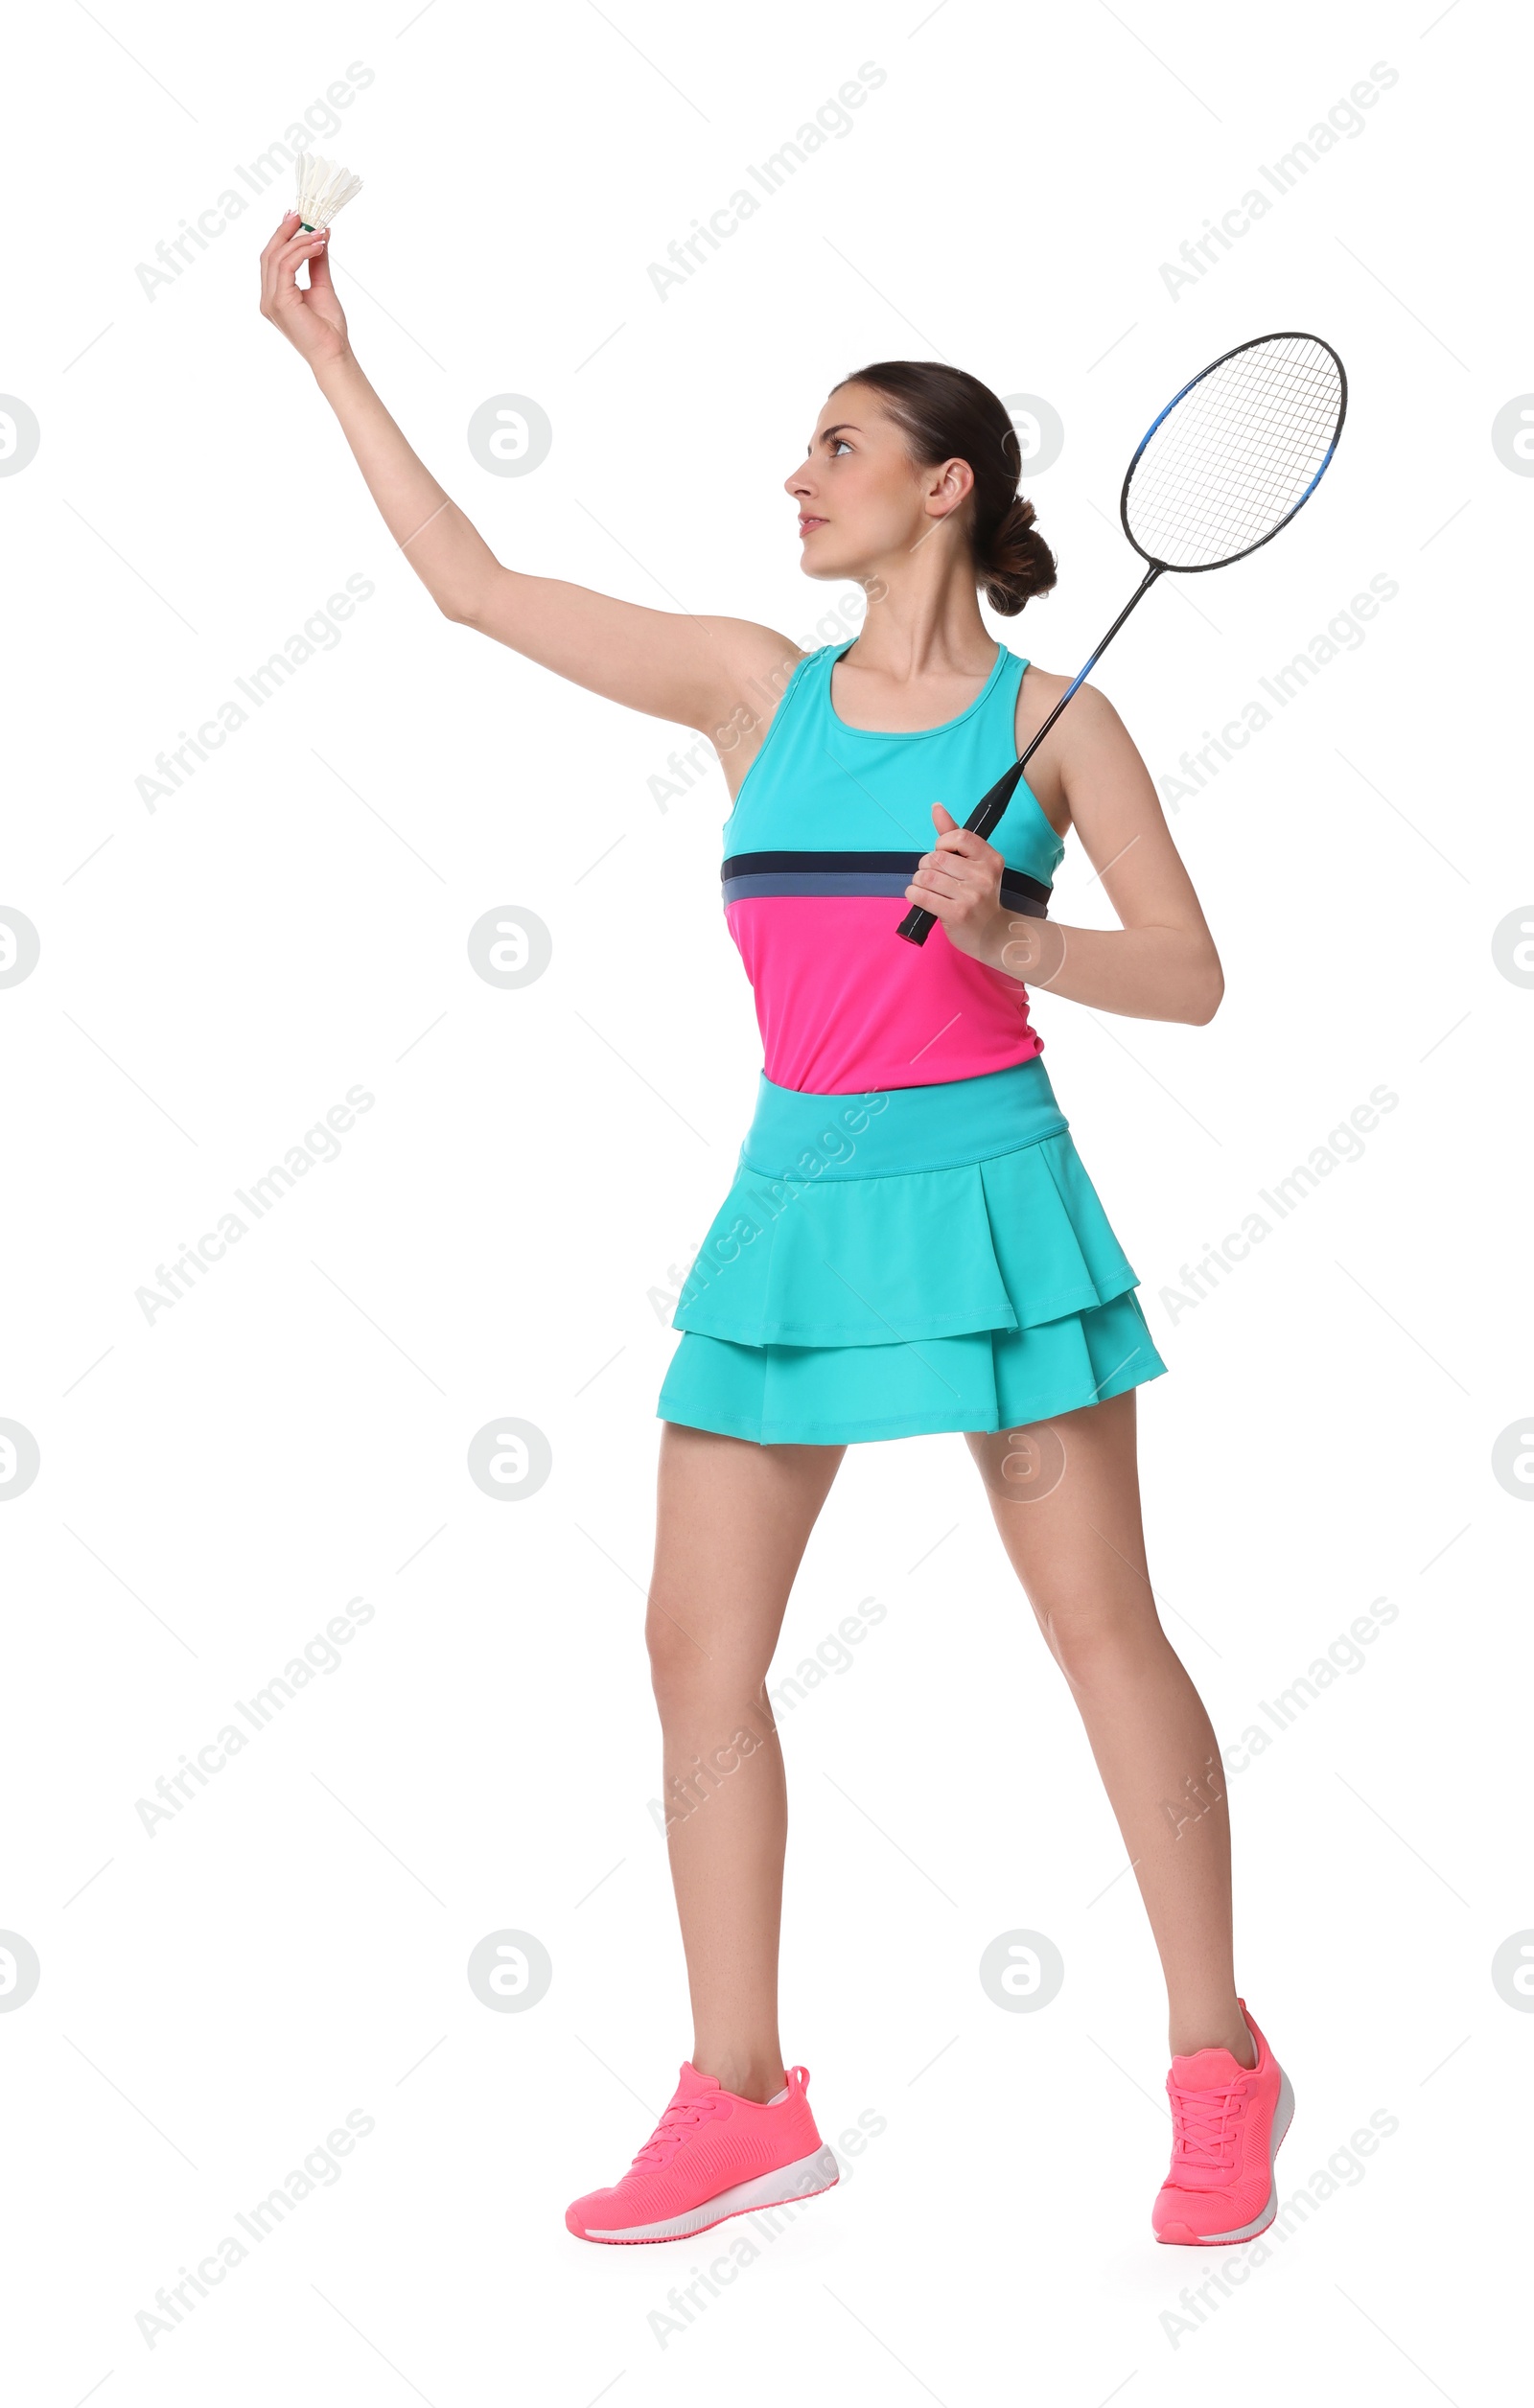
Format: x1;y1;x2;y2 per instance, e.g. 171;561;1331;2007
261;212;1291;2251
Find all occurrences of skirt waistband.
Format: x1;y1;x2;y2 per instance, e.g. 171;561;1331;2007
740;1055;1068;1182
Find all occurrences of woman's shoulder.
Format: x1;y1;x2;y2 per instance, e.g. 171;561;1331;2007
1013;664;1127;745
710;631;827;804
1011;671;1138;841
688;620;810;740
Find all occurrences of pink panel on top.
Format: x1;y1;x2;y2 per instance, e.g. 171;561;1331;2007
726;895;1044;1094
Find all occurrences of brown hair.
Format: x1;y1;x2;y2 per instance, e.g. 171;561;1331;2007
837;359;1058;616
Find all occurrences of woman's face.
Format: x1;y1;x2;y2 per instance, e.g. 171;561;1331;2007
785;382;974;585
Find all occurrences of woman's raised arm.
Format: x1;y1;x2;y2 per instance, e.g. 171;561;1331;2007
259;213;800;741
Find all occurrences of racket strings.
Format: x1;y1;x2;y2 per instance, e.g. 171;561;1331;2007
1132;380;1334;564
1130;341;1336;544
1126;336;1342;570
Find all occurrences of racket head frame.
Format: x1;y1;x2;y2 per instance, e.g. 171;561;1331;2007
1119;329;1348;576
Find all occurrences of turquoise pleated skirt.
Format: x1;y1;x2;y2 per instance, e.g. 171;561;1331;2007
657;1056;1167;1446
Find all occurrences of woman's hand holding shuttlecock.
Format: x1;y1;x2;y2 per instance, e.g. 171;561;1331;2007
260;213;351;369
260;155;362;372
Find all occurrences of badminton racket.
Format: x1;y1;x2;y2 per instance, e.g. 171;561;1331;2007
895;330;1347;945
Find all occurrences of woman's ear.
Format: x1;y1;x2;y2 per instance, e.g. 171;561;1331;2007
927;456;976;521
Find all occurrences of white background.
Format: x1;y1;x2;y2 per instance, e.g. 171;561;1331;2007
1;1;1526;2399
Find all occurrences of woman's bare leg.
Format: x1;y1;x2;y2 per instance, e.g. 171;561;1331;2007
646;1422;845;2103
967;1389;1254;2066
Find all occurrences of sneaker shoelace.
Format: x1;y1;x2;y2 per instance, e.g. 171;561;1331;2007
632;2095;727;2168
1168;2079;1250;2176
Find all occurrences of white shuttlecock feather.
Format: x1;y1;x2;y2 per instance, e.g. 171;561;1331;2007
294;153;363;231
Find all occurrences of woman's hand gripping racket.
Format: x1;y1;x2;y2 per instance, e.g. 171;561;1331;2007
896;331;1348;945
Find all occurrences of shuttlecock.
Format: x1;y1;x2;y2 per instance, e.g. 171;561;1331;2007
294;153;362;232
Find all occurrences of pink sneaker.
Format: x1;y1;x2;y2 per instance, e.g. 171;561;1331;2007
1152;1999;1294;2245
566;2061;839;2245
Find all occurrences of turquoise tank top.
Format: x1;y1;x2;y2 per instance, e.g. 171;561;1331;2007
720;640;1065;1093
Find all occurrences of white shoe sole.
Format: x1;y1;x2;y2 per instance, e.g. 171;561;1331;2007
578;2142;840;2244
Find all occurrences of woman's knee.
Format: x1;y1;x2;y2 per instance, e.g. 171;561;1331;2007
1033;1591;1163;1689
646;1599;708;1704
644;1598;773;1720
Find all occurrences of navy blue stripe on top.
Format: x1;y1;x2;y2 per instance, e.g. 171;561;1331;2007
721;849;1052;917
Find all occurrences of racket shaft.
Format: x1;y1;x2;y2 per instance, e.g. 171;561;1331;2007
895;566;1162;944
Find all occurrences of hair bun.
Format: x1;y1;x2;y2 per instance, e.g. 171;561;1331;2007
981;493;1058;618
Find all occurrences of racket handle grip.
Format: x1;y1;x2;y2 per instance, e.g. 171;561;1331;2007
895;757;1028;946
895;902;938;947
